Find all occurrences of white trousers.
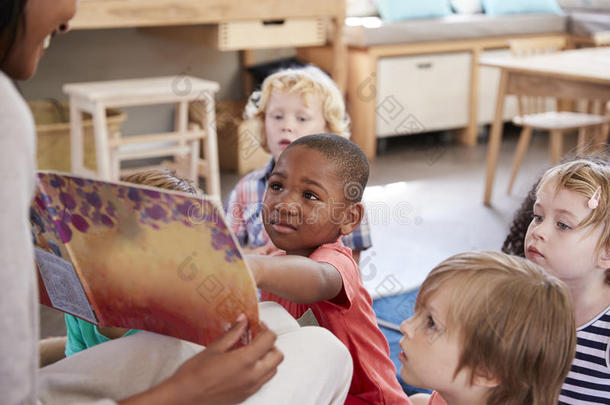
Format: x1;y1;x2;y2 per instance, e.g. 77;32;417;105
38;302;352;405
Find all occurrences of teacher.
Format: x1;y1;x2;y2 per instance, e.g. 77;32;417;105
0;1;352;404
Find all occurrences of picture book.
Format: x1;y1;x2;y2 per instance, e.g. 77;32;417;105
30;171;259;346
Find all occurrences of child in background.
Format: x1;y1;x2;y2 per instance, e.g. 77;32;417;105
64;169;203;356
225;65;372;262
523;159;610;404
400;251;575;405
246;134;409;404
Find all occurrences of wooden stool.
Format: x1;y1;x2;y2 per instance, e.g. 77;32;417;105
63;76;221;199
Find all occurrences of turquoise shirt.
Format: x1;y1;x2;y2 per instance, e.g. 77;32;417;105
64;314;140;356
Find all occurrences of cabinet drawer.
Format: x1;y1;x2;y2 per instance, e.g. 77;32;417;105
212;18;326;51
376;52;471;137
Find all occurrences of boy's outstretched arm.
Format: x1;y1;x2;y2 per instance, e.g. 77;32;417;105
246;255;343;304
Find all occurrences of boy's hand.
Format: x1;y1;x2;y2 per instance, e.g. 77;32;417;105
119;319;283;405
242;241;280;256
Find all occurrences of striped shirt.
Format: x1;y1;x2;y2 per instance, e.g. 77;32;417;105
559;305;610;405
225;159;373;251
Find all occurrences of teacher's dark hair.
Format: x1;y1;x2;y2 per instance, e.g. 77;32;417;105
0;0;28;67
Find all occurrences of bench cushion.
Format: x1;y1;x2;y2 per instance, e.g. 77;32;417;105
345;13;567;47
567;9;610;35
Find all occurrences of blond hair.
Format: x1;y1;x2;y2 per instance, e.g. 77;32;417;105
538;158;610;285
121;169;202;195
244;65;349;152
417;251;575;405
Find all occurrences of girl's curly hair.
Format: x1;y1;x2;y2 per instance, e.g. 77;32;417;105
502;181;538;257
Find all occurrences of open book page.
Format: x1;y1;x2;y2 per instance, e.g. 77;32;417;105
32;171;259;346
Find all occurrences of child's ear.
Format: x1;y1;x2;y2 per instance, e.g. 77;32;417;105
339;202;364;236
472;368;500;388
597;247;610;269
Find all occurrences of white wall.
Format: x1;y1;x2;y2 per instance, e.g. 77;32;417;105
18;26;294;136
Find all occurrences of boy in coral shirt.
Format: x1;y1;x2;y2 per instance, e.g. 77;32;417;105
246;133;408;404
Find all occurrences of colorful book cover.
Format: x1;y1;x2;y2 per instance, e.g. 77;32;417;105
30;171;259;346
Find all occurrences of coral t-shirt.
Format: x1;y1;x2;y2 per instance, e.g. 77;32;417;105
260;240;409;404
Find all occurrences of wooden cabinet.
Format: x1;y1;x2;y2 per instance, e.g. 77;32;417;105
376;52;471;137
339;34;567;158
374;50;519;139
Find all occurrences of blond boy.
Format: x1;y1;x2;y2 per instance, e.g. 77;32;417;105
400;251;576;405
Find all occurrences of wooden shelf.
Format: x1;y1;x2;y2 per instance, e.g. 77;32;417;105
71;0;344;30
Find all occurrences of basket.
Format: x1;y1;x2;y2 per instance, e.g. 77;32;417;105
29;100;127;172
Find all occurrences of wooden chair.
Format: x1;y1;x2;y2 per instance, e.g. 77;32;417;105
506;38;610;194
576;99;610;154
64;76;221;200
575;34;610;152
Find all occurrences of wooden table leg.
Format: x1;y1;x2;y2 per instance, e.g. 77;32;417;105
549;129;563;164
483;70;509;206
577;127;588;155
507;126;532;195
595;124;610;150
461;47;481;147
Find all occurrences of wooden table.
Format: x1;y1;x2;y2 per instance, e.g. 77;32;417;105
480;46;610;205
70;0;347;92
